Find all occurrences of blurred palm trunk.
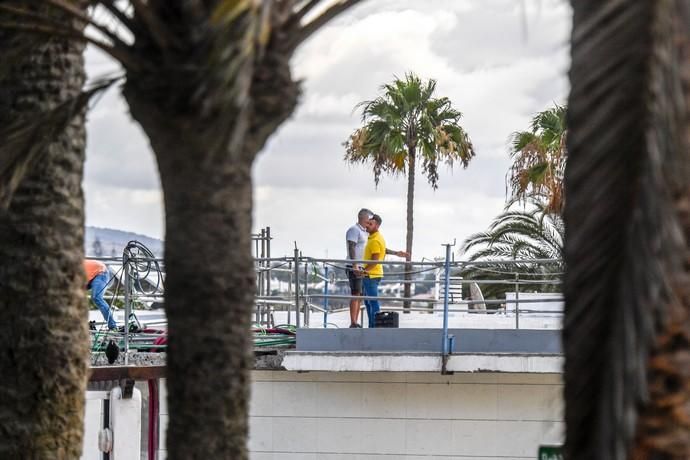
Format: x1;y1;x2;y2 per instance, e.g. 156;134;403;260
565;0;690;459
0;3;89;458
123;39;299;459
631;1;690;458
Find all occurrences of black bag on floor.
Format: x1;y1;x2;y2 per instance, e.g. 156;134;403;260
374;311;399;328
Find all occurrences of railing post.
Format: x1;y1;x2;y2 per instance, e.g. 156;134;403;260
287;260;292;325
303;256;309;327
441;242;454;358
294;246;300;329
257;229;265;325
434;266;441;311
260;229;265;295
323;265;329;328
123;256;131;365
266;226;271;300
514;272;520;329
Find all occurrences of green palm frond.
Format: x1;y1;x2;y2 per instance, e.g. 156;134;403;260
0;78;118;209
508;103;567;214
344;71;475;189
460;199;564;299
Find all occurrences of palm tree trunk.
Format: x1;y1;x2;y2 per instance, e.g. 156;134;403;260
631;1;690;458
165;160;255;459
404;147;415;312
564;1;690;459
123;45;299;459
125;101;254;460
0;6;89;457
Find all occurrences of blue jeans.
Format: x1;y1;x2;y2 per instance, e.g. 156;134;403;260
363;277;381;328
88;271;116;329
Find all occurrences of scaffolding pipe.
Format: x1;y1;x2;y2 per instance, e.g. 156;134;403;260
266;227;271;307
303;258;309;326
286;260;292;325
123;257;131;365
294;246;300;328
323;265;330;328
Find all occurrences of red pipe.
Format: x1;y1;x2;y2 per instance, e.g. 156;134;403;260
147;379;159;460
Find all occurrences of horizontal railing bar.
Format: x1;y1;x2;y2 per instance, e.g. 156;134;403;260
308;303;564;315
305;294;562;305
255;299;294;305
295;257;562;266
321;278;562;286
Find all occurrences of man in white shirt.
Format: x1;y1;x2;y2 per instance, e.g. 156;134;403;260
345;208;372;327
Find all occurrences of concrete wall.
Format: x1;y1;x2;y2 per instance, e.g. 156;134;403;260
81;388;143;460
247;370;563;460
81;392;107;460
87;370;562;459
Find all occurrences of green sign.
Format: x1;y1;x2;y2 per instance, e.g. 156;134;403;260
538;445;563;460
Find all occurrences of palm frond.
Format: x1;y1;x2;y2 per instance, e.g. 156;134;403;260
462;201;564;262
344;71;475;187
507;103;567;214
0;79;118;209
288;0;362;51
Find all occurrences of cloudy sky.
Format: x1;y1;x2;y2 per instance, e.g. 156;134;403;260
84;0;571;260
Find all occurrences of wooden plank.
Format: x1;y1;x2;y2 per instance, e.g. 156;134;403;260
89;365;166;382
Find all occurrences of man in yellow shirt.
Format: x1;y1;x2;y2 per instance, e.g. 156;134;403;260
361;214;408;328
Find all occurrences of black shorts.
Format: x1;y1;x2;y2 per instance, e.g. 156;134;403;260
346;266;363;295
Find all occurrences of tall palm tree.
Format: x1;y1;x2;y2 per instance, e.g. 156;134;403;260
507;104;566;214
0;2;92;457
564;1;690;459
461;200;563;299
0;1;362;458
345;72;475;310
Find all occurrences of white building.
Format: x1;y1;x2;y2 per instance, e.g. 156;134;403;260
84;319;564;460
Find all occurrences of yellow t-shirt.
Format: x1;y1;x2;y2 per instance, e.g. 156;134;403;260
363;231;386;279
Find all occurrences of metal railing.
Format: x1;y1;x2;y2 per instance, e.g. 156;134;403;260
87;237;563;359
252;245;563;336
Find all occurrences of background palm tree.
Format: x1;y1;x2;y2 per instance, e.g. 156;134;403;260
564;1;690;459
461;102;566;306
345;72;475;310
507;103;566;215
0;1;362;457
460;200;563;300
0;2;92;457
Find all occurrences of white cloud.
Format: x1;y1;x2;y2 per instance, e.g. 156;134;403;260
85;89;160;190
84;184;164;238
253;181;507;260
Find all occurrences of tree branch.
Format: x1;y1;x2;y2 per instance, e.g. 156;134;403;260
129;0;175;50
44;0;131;49
288;0;362;52
288;0;321;26
0;21;140;71
96;0;135;33
0;3;129;52
0;77;119;209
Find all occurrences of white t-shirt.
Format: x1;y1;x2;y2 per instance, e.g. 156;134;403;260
345;223;368;262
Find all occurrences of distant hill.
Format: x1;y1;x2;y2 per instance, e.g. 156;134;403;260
85;226;163;257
